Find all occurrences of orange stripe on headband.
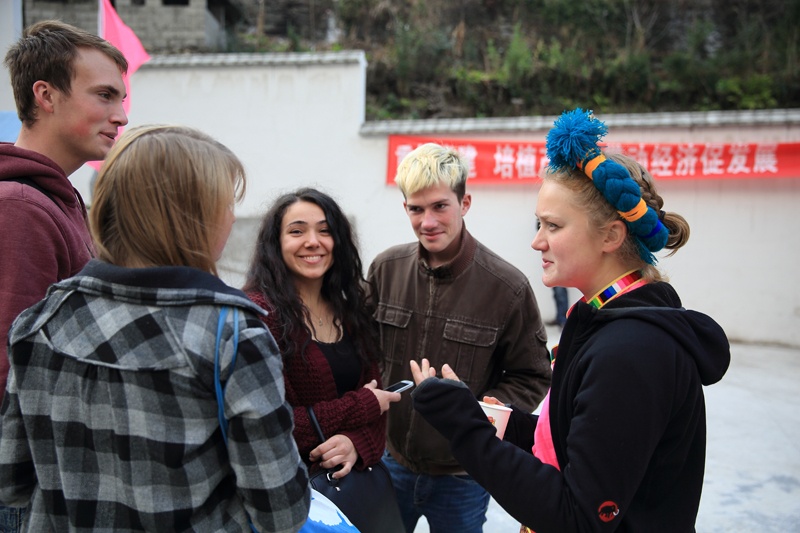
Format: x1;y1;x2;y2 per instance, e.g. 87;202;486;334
619;198;648;222
582;154;606;179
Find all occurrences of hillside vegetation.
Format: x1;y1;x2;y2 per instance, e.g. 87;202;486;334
234;0;800;120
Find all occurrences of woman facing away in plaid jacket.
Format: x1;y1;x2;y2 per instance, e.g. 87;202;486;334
0;125;310;532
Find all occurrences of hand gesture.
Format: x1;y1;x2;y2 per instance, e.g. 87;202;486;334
409;358;461;385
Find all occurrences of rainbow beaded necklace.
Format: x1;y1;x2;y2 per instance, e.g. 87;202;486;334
583;269;647;309
553;270;648;365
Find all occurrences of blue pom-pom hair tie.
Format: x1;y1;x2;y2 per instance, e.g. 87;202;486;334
545;108;669;265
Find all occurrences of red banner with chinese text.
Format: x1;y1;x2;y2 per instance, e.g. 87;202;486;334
386;135;800;184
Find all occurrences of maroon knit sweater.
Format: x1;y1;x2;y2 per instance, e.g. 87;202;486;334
247;291;386;471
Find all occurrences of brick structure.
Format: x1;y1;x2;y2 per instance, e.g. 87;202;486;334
23;0;235;52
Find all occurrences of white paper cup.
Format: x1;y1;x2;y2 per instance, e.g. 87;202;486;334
478;401;512;439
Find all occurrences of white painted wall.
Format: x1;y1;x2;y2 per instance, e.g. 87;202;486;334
0;0;23;111
65;52;800;348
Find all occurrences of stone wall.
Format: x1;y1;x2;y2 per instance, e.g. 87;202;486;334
24;0;215;52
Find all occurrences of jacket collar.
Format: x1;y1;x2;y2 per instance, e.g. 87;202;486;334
76;259;250;301
416;225;477;279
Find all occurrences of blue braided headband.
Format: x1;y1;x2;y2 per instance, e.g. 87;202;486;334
545;108;669;264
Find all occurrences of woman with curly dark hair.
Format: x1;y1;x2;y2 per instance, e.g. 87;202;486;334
244;187;400;481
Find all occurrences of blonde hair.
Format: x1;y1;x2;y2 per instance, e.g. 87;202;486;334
543;152;690;282
395;143;468;201
90;125;246;276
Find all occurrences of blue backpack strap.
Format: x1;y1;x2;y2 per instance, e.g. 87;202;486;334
214;306;255;532
214;306;239;444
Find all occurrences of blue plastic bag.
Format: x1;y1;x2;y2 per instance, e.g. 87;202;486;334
299;489;360;532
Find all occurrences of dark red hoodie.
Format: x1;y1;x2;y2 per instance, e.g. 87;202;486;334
0;142;94;399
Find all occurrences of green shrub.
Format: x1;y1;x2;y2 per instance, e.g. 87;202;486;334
716;75;777;109
502;24;534;97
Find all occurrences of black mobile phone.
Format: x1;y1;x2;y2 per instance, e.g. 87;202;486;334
385;380;414;393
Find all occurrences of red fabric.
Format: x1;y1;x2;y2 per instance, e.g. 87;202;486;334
388;135;800;183
531;390;558;470
99;0;150;82
246;291;386;470
89;0;150;170
0;143;94;399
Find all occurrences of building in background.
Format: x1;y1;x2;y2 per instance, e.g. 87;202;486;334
0;0;22;113
21;0;242;52
18;0;334;53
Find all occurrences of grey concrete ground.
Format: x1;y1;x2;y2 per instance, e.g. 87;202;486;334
414;326;800;532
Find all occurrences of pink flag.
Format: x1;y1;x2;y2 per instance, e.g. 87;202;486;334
89;0;150;170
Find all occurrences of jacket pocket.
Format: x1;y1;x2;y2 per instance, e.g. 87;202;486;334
374;303;412;365
442;319;498;383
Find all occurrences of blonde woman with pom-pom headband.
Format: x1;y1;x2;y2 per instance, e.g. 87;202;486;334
407;109;731;532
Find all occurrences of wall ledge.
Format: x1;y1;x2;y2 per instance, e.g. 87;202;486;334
359;108;800;136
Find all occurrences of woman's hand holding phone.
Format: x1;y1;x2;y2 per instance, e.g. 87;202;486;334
364;380;402;412
385;380;414;393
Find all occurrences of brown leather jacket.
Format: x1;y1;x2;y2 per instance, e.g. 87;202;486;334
367;228;551;474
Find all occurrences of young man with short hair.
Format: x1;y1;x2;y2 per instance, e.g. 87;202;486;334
0;20;128;530
367;143;552;532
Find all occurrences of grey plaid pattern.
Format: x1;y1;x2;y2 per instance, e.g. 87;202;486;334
0;261;310;532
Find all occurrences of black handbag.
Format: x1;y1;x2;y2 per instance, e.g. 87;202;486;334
306;406;405;533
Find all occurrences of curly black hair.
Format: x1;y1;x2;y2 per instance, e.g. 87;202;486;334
243;188;381;366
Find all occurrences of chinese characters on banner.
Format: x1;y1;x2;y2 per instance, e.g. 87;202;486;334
386;135;800;185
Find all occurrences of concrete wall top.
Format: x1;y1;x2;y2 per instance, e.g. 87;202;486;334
142;51;367;68
359;108;800;136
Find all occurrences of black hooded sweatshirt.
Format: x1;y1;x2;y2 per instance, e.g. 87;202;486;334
412;282;730;533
